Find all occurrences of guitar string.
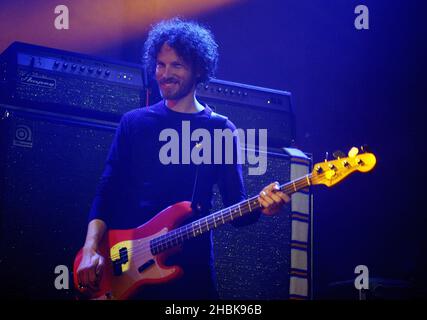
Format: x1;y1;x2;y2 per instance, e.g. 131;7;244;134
107;173;326;262
107;173;324;262
108;199;264;262
108;161;364;262
107;156;370;259
107;173;321;262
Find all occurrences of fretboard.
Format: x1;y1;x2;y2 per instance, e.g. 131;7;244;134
150;173;312;255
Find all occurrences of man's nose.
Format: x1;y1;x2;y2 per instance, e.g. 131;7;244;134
163;65;173;78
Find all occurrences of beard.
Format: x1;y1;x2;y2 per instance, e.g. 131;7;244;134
157;76;196;100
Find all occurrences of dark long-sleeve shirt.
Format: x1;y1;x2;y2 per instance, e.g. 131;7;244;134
88;100;259;299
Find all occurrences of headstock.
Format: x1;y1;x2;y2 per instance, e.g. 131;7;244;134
311;146;376;187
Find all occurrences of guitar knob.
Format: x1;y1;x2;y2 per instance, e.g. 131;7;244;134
348;147;359;158
315;165;323;173
333;150;346;159
361;144;371;153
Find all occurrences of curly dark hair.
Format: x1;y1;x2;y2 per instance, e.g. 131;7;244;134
143;17;219;84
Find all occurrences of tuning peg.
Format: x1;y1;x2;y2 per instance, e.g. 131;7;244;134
332;150;346;159
324;151;329;162
348;147;359;158
360;144;371;153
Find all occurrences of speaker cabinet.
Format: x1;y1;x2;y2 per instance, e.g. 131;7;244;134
212;148;312;299
0;106;116;299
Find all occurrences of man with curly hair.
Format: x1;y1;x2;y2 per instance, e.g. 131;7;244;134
77;17;289;300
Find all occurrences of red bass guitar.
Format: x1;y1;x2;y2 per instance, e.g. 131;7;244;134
73;147;376;299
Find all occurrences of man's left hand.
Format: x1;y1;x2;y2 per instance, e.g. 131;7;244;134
258;181;290;216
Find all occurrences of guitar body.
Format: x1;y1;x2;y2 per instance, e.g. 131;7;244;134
73;201;193;300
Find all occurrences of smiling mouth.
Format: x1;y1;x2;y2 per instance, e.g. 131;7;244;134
161;82;178;89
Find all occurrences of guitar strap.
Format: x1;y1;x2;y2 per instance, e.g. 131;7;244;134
190;105;228;216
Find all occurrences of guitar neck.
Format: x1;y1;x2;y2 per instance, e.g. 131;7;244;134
150;174;312;255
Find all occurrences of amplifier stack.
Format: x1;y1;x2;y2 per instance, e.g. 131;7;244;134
0;42;309;299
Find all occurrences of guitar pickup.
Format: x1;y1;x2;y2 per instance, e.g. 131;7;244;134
112;247;129;276
138;259;155;273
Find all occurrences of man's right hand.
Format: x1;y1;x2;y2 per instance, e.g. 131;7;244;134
77;219;107;292
76;246;105;292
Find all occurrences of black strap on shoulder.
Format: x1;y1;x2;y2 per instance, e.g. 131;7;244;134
208;109;228;128
190;107;228;216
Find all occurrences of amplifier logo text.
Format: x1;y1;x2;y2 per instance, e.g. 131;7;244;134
20;75;56;89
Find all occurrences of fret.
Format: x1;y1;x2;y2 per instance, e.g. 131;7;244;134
167;232;173;247
191;221;201;237
167;234;173;247
221;212;225;224
156;240;161;253
185;225;191;240
190;223;196;237
229;208;234;220
238;205;242;216
306;175;311;186
253;199;257;209
191;224;196;238
205;217;210;231
171;230;178;246
213;215;217;228
160;240;164;253
150;240;156;255
248;199;252;211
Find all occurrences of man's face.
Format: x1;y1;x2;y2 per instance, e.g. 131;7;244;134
155;43;197;101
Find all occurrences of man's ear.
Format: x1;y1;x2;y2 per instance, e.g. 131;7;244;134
192;63;202;80
195;69;203;83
